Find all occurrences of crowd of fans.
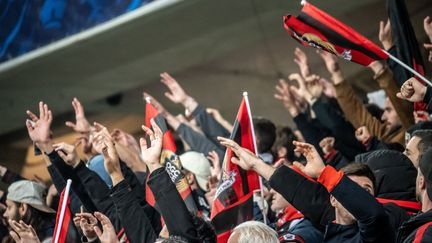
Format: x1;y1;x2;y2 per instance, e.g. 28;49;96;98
1;9;432;243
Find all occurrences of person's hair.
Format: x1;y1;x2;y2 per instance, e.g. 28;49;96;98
232;221;278;243
253;118;276;154
407;122;432;136
341;163;376;193
365;103;384;121
412;130;432;161
272;126;297;162
15;202;55;240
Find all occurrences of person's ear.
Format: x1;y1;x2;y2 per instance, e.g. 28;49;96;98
330;195;337;207
186;172;195;185
19;203;28;217
419;175;426;191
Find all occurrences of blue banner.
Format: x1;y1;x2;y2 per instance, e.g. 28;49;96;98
0;0;153;63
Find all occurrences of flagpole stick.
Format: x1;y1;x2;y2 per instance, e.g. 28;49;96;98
243;91;268;225
54;179;72;243
382;49;432;87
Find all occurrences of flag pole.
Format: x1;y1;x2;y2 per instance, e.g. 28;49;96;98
243;91;268;225
382;49;432;87
54;179;72;243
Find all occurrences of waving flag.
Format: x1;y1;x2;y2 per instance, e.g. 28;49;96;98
387;0;427;110
284;2;388;66
211;93;261;243
144;99;199;215
53;180;79;243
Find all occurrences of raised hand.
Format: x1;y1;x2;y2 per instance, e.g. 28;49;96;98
93;212;119;243
379;19;392;50
65;98;91;134
294;47;311;78
140;119;163;172
355;126;371;144
75;212;98;241
304;74;324;98
319;137;335;155
317;50;340;74
292;141;325;179
160;72;189;104
396;77;427;102
424;16;432;42
26;102;53;153
93;123;123;185
217;137;261;171
9;220;41;243
274;79;300;117
52;142;80;167
289;73;314;103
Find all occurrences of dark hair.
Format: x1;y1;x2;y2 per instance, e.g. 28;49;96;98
407;122;432;136
365;103;384;121
412;130;432;161
341;163;376;193
16;202;55;240
253;118;276;154
272;126;297;162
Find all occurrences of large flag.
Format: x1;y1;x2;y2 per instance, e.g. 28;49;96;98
283;2;389;66
387;0;427;110
211;94;261;243
144;100;199;215
52;180;79;243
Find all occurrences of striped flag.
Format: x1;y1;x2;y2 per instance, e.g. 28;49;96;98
52;180;79;243
211;93;261;243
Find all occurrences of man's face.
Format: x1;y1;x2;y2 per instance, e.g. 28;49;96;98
381;98;402;131
3;200;22;225
404;136;421;167
331;175;374;224
270;189;290;212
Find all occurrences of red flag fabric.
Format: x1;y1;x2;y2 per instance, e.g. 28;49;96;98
144;102;199;215
52;188;79;243
210;97;260;243
284;2;389;66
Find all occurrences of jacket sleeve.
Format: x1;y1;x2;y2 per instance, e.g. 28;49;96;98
148;167;199;242
317;165;394;242
334;81;389;140
292;113;330;157
375;68;413;129
46;152;98;213
110;179;157;243
73;162;123;232
176;123;225;159
1;168;24;185
268;165;334;230
190;105;231;147
312;95;365;160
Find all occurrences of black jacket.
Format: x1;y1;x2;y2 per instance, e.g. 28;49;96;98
354;150;417;201
312;95;365;160
110;179;158;243
396;209;432;243
148;167;199;242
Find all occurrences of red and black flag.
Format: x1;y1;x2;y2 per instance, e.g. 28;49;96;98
144;100;199;215
211;94;260;243
283;2;389;66
387;0;427;110
52;181;79;243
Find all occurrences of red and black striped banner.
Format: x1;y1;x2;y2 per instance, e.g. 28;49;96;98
284;2;388;66
210;97;260;243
